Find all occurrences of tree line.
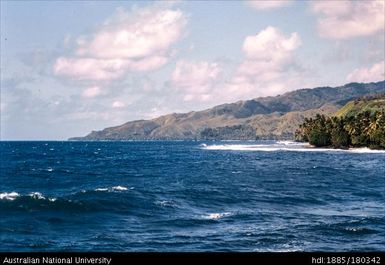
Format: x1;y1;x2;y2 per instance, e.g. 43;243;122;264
295;110;385;149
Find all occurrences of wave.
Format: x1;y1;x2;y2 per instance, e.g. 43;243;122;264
94;188;108;192
0;192;20;201
0;187;133;212
276;140;307;146
28;192;46;200
201;212;232;220
94;186;130;192
348;148;385;154
154;200;176;208
0;191;56;202
1;185;131;203
201;144;385;153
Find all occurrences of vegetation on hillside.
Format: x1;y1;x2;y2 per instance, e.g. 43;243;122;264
335;94;385;117
295;95;385;149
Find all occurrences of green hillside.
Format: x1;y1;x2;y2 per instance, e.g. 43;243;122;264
335;95;385;117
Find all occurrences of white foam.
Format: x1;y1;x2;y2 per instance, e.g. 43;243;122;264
95;188;108;192
276;140;307;146
29;192;45;200
0;192;20;201
202;212;232;220
94;186;129;192
111;186;128;191
203;144;275;151
155;200;175;207
202;144;385;154
349;147;385;154
0;192;58;201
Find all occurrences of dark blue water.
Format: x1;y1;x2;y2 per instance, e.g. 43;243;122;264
1;141;384;251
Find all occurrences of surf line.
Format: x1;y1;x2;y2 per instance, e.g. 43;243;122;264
2;257;112;265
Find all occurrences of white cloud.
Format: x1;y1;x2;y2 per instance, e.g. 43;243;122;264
172;60;220;89
163;26;309;106
76;8;186;59
346;61;385;83
171;60;221;101
311;1;351;16
54;5;186;81
127;56;169;72
247;0;292;10
82;86;102;98
112;101;126;108
168;27;304;105
217;26;304;101
54;56;169;81
200;26;308;104
242;26;300;63
54;58;128;81
234;26;301;87
311;0;385;39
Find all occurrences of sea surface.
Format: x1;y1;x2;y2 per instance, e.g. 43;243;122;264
1;141;384;252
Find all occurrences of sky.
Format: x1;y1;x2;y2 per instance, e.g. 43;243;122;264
1;0;384;140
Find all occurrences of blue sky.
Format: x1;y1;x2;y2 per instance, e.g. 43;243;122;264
1;0;384;140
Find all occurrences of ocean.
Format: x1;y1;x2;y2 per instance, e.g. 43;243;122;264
0;141;384;252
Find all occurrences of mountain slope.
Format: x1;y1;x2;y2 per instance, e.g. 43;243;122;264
335;94;385;117
70;81;385;140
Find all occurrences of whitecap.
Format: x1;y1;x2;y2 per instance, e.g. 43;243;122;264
202;212;232;220
276;140;307;146
202;144;385;154
48;198;57;202
155;200;174;207
94;186;129;192
202;144;282;151
111;186;128;191
95;188;109;192
0;192;20;201
349;147;385;154
29;192;45;200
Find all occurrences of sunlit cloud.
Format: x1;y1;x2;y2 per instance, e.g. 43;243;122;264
54;5;187;81
246;0;292;11
310;0;385;39
347;61;385;83
171;60;221;101
227;26;302;98
112;101;126;108
82;86;102;98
